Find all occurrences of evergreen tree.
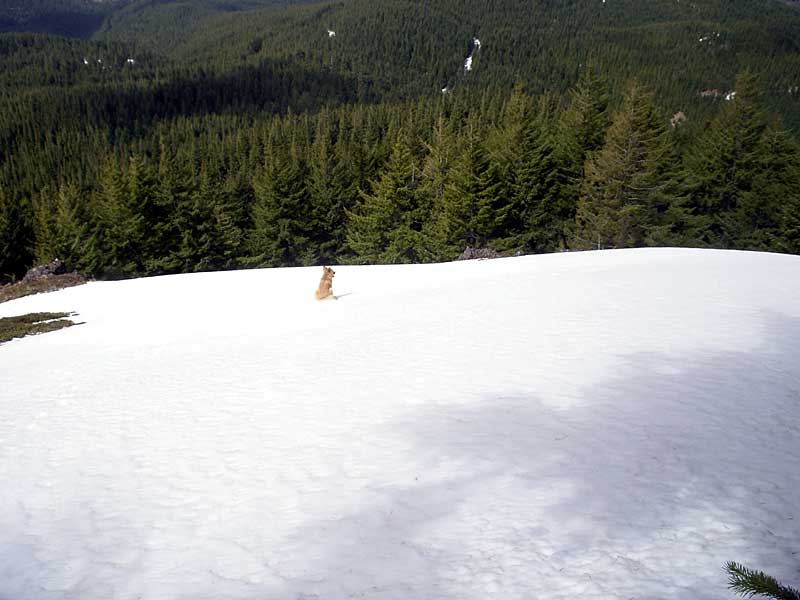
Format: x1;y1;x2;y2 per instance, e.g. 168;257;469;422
572;80;679;250
681;72;767;248
484;83;531;246
0;185;34;282
141;139;187;275
180;163;224;272
559;66;611;167
782;184;800;255
436;124;496;257
306;115;353;265
726;562;800;600
418;114;457;261
509;94;574;253
735;124;800;251
248;143;311;267
346;135;431;264
32;183;87;269
84;158;142;278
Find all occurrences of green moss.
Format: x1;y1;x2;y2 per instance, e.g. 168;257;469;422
0;312;76;344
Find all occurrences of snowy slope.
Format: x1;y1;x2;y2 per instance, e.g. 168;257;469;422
1;248;799;600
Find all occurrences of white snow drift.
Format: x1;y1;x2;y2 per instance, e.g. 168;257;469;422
1;248;799;600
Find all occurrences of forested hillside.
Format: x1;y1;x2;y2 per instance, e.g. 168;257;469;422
1;0;800;281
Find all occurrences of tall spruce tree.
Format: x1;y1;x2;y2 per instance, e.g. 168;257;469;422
179;163;220;272
84;158;142;278
559;66;611;171
734;124;800;251
32;183;87;270
248;142;311;267
681;72;767;248
346;135;431;264
436;123;498;257
572;80;679;250
0;184;34;282
419;115;457;261
509;94;575;253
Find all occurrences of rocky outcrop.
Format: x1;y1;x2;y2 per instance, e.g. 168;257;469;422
22;259;67;283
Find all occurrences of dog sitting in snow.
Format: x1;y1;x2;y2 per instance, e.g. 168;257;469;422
314;266;336;300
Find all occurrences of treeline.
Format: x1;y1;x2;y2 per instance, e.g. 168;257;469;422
2;70;798;282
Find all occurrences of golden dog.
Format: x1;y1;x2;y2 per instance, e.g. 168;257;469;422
314;266;335;300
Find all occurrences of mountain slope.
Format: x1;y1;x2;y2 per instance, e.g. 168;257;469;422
109;0;800;115
0;0;130;37
1;248;799;599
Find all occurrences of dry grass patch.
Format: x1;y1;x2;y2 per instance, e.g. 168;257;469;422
0;273;87;304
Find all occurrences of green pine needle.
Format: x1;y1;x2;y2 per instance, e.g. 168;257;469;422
726;562;800;600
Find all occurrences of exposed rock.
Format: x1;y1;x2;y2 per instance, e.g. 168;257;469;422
22;259;67;282
457;247;499;261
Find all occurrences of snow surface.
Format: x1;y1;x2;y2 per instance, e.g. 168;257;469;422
1;248;799;600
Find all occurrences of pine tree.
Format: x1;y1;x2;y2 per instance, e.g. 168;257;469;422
346;135;430;264
559;65;611;170
483;84;532;247
306;115;353;265
179;163;227;272
681;72;767;248
572;80;679;250
248;143;311;267
509;94;574;253
726;562;800;600
418;114;457;261
32;183;87;269
126;154;159;271
142;138;188;275
0;185;34;282
85;158;142;278
734;124;800;251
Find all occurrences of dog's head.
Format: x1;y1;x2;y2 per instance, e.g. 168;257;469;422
322;266;335;279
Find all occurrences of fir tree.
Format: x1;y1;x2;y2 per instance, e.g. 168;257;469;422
248;143;311;267
572;80;679;250
436;124;496;257
418;114;457;261
0;185;34;282
32;183;87;269
726;562;800;600
509;94;574;253
681;72;767;248
180;163;226;272
85;158;142;278
735;124;800;251
346;135;430;264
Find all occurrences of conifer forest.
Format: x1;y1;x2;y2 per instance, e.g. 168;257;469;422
2;0;800;282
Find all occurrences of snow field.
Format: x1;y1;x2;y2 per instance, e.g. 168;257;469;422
0;248;799;599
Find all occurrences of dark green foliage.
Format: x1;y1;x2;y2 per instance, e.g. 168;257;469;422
0;184;34;281
0;312;75;344
573;80;681;250
726;562;800;600
2;0;800;281
346;135;435;264
738;124;800;251
249;140;313;267
681;73;768;247
434;122;496;258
